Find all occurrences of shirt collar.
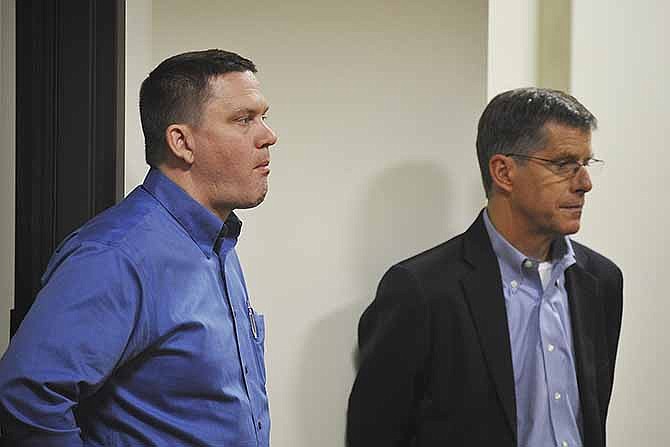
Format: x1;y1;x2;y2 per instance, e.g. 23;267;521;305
483;208;576;278
141;168;242;257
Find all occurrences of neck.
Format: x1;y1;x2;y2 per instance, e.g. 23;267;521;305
486;197;554;261
157;164;232;222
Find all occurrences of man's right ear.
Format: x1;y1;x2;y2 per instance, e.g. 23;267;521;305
489;153;515;194
165;124;195;165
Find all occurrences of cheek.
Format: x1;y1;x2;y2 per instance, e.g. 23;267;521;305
522;189;558;221
534;181;566;209
522;185;545;206
205;140;244;171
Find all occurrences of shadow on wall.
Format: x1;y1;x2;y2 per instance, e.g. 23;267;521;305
295;161;451;446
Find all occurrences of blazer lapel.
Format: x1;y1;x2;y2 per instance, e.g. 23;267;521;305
461;213;517;442
565;259;604;446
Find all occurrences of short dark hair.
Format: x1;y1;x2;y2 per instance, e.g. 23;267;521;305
139;49;257;167
476;87;597;197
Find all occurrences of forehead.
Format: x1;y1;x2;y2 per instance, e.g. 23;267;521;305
538;122;592;158
206;71;267;110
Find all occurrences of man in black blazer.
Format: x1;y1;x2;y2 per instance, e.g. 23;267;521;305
347;88;623;447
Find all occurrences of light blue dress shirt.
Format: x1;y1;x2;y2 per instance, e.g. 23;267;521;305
0;169;270;446
483;210;582;447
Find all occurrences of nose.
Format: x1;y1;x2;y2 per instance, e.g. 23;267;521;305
257;120;278;149
573;165;592;193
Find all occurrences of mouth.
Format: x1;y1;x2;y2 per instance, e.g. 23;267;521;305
560;203;584;214
254;160;270;175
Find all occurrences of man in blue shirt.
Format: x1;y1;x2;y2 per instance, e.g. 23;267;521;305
0;49;278;446
348;88;623;447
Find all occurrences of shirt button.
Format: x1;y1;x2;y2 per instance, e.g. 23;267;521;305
510;280;519;289
523;259;533;269
257;421;262;430
554;392;562;400
548;344;555;352
244;365;249;375
562;441;569;447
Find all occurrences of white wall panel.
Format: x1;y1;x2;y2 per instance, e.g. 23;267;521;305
0;0;15;355
125;0;152;193
487;0;539;98
572;1;670;445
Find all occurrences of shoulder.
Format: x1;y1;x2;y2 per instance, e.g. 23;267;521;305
78;188;172;246
390;211;491;281
45;188;185;279
382;231;469;292
399;232;463;267
59;188;189;259
570;239;623;283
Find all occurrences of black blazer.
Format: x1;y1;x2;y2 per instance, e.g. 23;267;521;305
347;212;623;447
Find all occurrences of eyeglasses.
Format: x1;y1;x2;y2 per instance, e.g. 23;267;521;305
504;153;605;177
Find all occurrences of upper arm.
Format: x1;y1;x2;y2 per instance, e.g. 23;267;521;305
347;265;431;446
0;242;146;439
606;266;624;367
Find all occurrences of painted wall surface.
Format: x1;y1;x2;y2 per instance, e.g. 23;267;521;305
487;0;539;97
537;0;571;91
125;0;152;193
0;0;15;356
144;1;488;445
487;0;571;96
571;1;670;445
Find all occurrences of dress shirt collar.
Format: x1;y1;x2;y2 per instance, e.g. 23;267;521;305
482;208;576;279
142;168;242;257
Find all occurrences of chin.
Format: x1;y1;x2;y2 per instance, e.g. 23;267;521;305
238;193;268;210
559;221;581;236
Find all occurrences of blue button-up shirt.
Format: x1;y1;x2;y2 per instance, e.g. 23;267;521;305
0;169;270;446
483;210;582;447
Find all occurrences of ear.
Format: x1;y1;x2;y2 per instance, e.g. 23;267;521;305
489;154;515;194
165;124;195;165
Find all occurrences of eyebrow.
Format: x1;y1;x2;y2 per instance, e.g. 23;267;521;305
231;105;270;115
552;151;594;160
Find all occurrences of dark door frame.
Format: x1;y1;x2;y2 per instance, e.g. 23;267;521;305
12;0;125;336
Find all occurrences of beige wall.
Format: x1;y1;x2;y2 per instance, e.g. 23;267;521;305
537;0;571;91
487;0;539;97
125;0;152;193
487;0;571;97
571;1;670;445
134;1;488;445
0;0;15;356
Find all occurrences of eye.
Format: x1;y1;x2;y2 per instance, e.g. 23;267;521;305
554;159;574;168
237;116;252;125
553;159;580;175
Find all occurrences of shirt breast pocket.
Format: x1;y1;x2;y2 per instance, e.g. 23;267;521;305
252;312;267;384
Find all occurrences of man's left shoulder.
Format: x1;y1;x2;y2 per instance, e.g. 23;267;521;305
570;239;622;281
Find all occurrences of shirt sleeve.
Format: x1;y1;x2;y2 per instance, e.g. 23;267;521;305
0;241;146;447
